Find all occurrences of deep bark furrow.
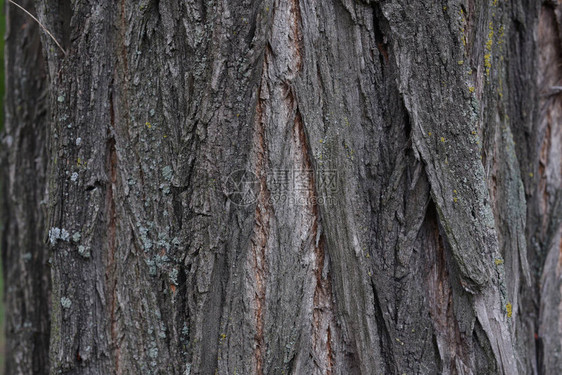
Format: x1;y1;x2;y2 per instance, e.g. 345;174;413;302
249;67;271;374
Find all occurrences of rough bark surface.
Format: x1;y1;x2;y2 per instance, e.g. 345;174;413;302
1;0;50;373
1;0;561;374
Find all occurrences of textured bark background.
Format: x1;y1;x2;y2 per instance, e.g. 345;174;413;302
1;0;50;373
1;0;560;374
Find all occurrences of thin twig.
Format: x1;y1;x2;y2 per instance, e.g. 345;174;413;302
541;86;562;98
7;0;67;55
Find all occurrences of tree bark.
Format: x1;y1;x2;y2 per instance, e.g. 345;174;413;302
1;0;560;374
1;0;50;373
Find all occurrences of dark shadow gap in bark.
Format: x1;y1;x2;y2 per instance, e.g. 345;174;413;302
403;106;412;148
175;264;191;361
199;253;227;375
370;279;396;375
536;333;544;375
58;0;72;50
432;333;443;374
371;1;390;68
419;198;475;373
472;318;498;374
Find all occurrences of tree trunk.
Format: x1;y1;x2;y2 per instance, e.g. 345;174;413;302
1;0;560;374
1;0;50;373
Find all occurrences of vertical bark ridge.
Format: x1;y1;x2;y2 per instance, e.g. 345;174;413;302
249;60;271;374
242;1;341;373
372;1;542;373
535;4;562;374
293;105;335;375
37;1;124;373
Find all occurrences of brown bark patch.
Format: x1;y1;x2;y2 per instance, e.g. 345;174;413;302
289;0;304;72
539;118;552;231
107;93;121;373
250;60;272;375
558;237;562;272
422;203;468;373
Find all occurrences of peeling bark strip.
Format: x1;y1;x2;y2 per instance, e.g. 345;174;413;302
2;0;560;374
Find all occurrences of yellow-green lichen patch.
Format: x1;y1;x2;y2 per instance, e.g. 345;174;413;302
506;302;512;318
497;25;505;46
76;157;87;168
459;8;468;49
484;54;492;76
485;22;494;76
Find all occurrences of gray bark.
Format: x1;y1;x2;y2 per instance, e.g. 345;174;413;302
1;0;50;373
1;0;560;374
